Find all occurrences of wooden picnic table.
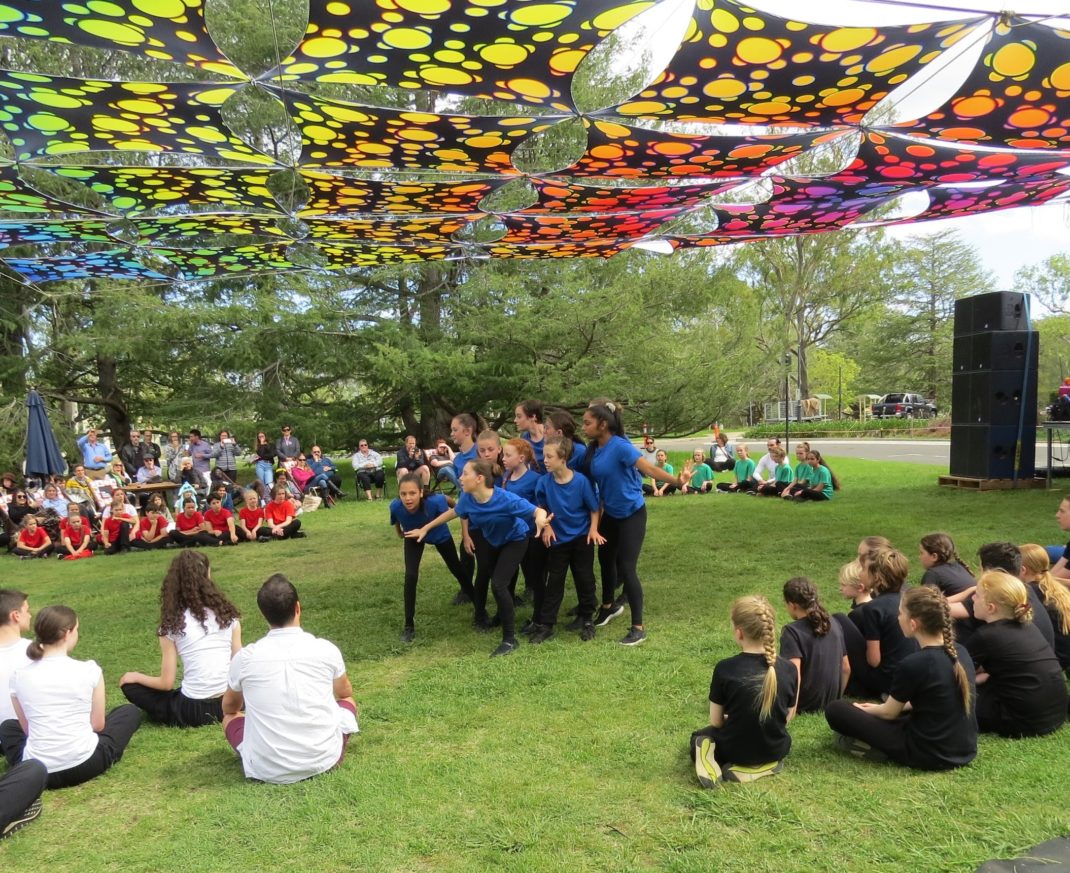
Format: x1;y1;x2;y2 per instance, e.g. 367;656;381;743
124;481;179;494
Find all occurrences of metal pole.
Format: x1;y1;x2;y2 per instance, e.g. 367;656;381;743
784;353;791;453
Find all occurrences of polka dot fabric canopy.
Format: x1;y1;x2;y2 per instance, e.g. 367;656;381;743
0;1;1067;283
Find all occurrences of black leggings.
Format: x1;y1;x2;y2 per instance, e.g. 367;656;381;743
13;547;52;558
0;759;47;832
825;699;910;764
798;488;830;501
1;705;141;789
757;481;790;496
519;538;548;621
474;537;528;642
833;613;883;698
598;506;647;625
57;543;94;557
403;536;474;627
130;537;170;550
716;480;756;492
121;683;223;727
542;537;597;626
170;530;218;547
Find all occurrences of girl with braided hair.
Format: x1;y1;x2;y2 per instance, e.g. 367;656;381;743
918;533;975;597
826;586;977;770
781;578;849;713
119;551;242;727
1019;544;1070;674
691;596;797;788
964;571;1067;737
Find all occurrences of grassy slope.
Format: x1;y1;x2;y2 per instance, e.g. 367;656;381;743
2;458;1069;873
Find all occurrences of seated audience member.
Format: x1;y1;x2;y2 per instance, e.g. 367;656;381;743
640;435;658;467
207;482;234;513
39;484;68;519
792;450;839;501
132;505;170;550
6;491;35;529
222;575;358;784
290;455;315;493
1019;543;1070;674
309;447;344;498
106;459;132;490
966;571;1067;737
826;586;977;771
707;432;735;472
918;533;975;597
144;491;173;524
136;456;163;484
203;495;239;546
1;605;141;789
753;438;783;487
642;450;676;497
756;447;794;496
237;491;266;542
170;498;218;548
58;507;94;559
396;435;431;489
851;547;918;698
427;439;459;492
780;442;812;500
99;494;139;555
120;551;242;727
101;488;138;522
0;590;31;755
264;486;303;539
716;444;758;493
781;577;848;713
351;439;386;501
14;517;51;559
0;472;19;496
76;428;112;479
65;465;102;520
1052;494;1070;581
273;469;304;509
680;449;713;494
0;759;46;839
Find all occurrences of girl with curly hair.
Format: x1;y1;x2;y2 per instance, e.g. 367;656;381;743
119;551;242;727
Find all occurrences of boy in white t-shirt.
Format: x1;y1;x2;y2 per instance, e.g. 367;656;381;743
222;575;359;784
0;590;31;756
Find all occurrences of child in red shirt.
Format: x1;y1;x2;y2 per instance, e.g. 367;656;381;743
15;516;52;558
237;489;265;542
132;506;170;550
203;496;238;545
169;498;218;548
264;487;302;539
59;504;93;559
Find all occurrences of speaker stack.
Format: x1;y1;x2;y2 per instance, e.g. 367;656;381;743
950;292;1038;480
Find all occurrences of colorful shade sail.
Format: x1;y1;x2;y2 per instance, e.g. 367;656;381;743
5;249;170;282
296;173;500;217
151;243;306;277
0;219;114;247
895;17;1070;149
121;213;294;243
612;0;986;125
497;207;685;243
312;242;454;268
0;0;243;78
43;165;282;214
268;0;656;111
878;175;1070;226
285;92;562;172
517;176;740;213
484;240;627;258
0;72;272;162
0;162;104;214
303;215;477;244
560;118;851;178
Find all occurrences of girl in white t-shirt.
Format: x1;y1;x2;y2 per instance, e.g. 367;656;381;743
119;551;242;727
1;605;141;789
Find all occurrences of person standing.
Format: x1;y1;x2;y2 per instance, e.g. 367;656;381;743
276;425;301;464
76;428;112;480
222;575;359;784
187;430;217;486
140;429;162;466
514;400;547;473
213;431;241;484
119;430;145;479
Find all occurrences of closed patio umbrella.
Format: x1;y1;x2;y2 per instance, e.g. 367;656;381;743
25;389;67;479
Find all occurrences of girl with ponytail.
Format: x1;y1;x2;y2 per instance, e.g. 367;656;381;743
1019;543;1070;673
2;606;141;789
781;578;849;713
918;532;975;597
826;586;978;771
690;596;797;788
447;413;486;605
964;571;1068;737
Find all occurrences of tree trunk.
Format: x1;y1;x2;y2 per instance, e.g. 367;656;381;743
96;354;132;444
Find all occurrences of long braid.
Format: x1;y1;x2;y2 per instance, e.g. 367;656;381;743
940;597;972;714
784;577;831;637
730;595;780;721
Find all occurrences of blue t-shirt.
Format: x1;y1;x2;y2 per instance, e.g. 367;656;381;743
453;444;477;480
522;432;545;474
535;471;599;546
568;441;587;472
503;468;541;537
454;488;534;548
389;492;452;546
589;435;644;519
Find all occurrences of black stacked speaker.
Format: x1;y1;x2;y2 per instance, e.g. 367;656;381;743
950;292;1038;479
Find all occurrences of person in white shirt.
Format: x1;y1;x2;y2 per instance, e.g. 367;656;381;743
0;590;31;756
350;440;385;501
222;575;359;784
120;551;242;727
1;605;140;789
753;437;784;484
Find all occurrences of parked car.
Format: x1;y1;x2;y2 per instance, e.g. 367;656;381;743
871;393;938;419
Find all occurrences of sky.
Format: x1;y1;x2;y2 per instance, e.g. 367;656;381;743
740;0;1070;288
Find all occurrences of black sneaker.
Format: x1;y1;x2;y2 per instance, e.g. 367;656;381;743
1;797;42;839
400;626;415;644
490;639;518;658
529;624;555;644
593;604;624;627
292;531;307;539
612;592;627;609
472;614;492;632
579;621;595;642
564;616;584;632
451;590;472;606
256;535;272;542
834;733;888;762
620;626;646;646
519;619;536;636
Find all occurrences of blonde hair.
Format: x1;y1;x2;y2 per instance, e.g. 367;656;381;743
902;586;971;713
839;559;864;591
1021;544;1070;634
977;570;1033;624
730;595;779;721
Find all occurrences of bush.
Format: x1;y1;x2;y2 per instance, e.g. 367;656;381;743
743;418;950;439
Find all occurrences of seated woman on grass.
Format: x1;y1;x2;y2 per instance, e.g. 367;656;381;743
120;551;242;727
715;444;757;493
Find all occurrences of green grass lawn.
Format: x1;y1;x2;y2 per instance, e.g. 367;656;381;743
3;458;1069;872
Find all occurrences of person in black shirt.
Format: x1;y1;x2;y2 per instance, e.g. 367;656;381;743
691;595;797;788
1020;544;1070;675
781;577;848;713
918;532;975;596
966;570;1067;737
854;546;918;697
826;586;977;771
